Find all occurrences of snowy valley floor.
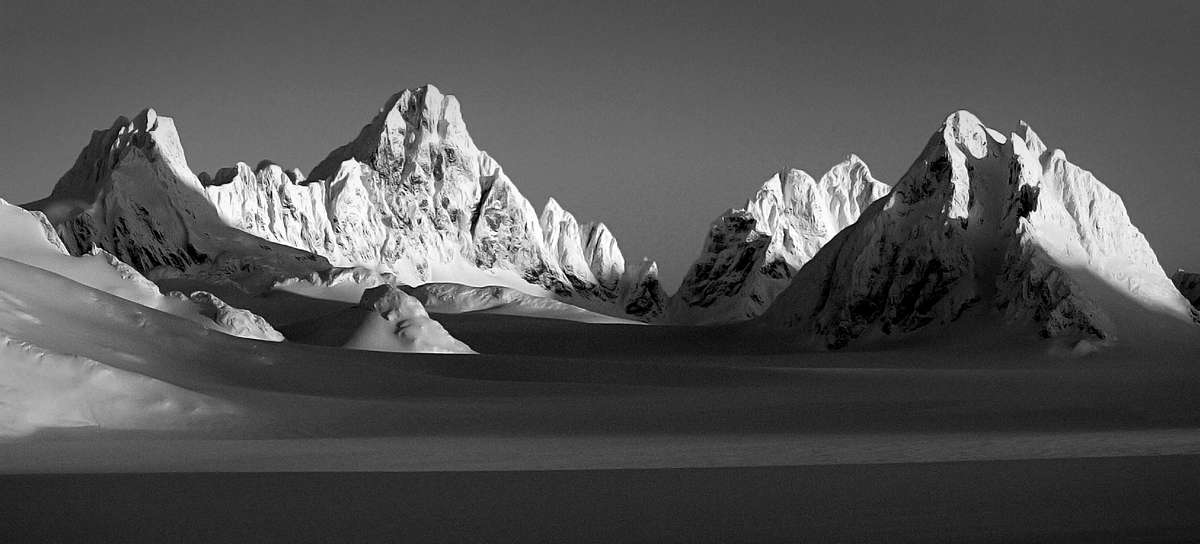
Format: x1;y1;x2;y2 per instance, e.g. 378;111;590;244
4;266;1200;541
3;455;1200;542
5;343;1200;542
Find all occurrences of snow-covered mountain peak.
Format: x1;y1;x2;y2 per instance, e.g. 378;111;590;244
942;110;995;159
40;107;199;209
667;155;890;324
762;111;1197;348
308;84;470;184
580;221;626;293
1018;121;1048;159
539;197;598;288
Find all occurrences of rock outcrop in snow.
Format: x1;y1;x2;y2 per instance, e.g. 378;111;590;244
620;259;667;319
1174;270;1200;308
669;156;890;324
402;282;638;324
176;291;285;342
761;111;1198;349
346;285;474;353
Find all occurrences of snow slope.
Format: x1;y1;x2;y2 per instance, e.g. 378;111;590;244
761;111;1199;349
0;199;280;341
669;156;890;324
0;200;247;436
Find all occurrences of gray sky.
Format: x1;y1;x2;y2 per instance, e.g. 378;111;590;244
3;0;1198;291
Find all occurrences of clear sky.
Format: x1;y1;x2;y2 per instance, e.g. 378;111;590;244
3;0;1198;292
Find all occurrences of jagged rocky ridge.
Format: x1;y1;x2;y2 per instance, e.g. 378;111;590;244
668;157;890;324
27;86;665;318
761;111;1198;349
299;85;659;316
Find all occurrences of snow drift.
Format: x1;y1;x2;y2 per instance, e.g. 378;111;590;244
0;200;245;436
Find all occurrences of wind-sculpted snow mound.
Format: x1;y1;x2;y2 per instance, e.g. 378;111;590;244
669;156;890;324
762;111;1198;349
343;285;474;353
0;251;251;438
402;283;640;324
1173;270;1200;309
0;333;237;437
174;291;285;342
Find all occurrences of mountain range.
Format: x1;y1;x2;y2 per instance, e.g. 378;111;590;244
20;84;1200;347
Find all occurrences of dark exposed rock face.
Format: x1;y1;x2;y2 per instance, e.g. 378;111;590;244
1173;270;1200;317
667;157;889;325
26;108;331;291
